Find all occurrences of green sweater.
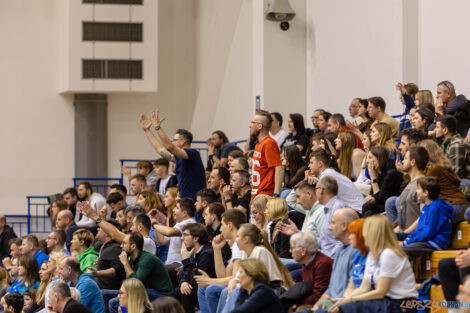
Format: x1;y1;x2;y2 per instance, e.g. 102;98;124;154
77;247;99;272
128;251;173;296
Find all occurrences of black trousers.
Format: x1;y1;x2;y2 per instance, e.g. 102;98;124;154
174;285;198;313
402;242;435;259
438;257;470;301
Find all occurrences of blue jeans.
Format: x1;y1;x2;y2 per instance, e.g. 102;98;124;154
219;287;240;313
385;196;399;223
108;289;163;313
198;284;225;313
101;290;119;313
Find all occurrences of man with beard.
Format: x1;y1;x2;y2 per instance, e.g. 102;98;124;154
249;109;283;199
106;232;172;313
76;182;106;228
208;130;242;168
63;188;78;219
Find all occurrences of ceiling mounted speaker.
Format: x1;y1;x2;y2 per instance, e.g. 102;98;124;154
265;0;296;22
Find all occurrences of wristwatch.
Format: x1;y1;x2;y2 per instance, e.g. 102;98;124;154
273;193;280;198
154;125;161;131
96;217;103;224
372;179;378;183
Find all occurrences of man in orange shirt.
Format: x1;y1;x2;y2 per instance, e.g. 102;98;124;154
249;109;283;200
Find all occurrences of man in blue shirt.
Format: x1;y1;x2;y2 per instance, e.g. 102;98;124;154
140;111;206;200
20;235;49;268
59;257;105;313
315;176;348;258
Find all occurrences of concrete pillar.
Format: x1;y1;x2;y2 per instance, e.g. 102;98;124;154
74;94;108;178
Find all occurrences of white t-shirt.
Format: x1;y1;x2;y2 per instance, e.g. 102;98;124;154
269;129;288;148
240;246;281;282
165;218;196;265
159;176;171;195
231;242;243;261
364;248;418;299
143;237;157;255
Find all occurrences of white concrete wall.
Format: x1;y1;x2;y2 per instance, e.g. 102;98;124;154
264;0;308;122
0;0;74;214
307;0;404;120
419;0;470;97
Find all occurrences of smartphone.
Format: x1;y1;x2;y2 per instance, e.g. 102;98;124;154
322;299;334;310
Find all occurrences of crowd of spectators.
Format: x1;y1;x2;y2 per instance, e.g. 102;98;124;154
1;80;470;313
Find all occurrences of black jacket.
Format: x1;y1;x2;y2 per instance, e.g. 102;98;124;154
230;283;284;313
269;220;291;259
63;299;93;313
0;225;17;260
180;244;216;287
95;240;125;290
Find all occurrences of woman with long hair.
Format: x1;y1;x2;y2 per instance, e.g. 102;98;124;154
328;215;417;313
362;146;403;217
250;195;271;232
370;123;398;158
35;260;53;309
164;187;178;227
51;199;68;227
282;113;309;153
265;198;291;258
334;131;366;180
418;139;468;221
138;186;166;225
14;254;40;294
219;224;294;313
229;259;284;313
118;278;153;313
342;219;368;297
281;145;308;189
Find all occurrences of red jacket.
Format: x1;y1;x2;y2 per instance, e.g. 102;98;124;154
301;251;333;305
339;126;364;150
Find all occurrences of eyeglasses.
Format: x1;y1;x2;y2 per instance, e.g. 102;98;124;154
118;290;127;296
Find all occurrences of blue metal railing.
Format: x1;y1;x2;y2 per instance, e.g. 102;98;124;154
5;215;29;238
26;196;51;234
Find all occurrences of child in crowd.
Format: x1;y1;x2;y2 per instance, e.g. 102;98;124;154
399;176;454;259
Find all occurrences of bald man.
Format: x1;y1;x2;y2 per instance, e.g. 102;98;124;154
0;215;17;260
311;208;359;312
55;210;79;251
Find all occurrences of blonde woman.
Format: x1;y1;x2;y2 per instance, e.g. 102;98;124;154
334;131;366;180
230;259;284;313
328;215;417;313
265;198;291;258
118;278;153;313
250;194;271;233
370;123;399;161
414;90;434;106
36;261;53;309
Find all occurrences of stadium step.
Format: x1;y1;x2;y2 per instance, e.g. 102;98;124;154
451;221;470;249
413;250;460;280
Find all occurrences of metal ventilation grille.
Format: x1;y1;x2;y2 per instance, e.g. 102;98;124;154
83;60;143;79
83;0;142;4
83;22;143;42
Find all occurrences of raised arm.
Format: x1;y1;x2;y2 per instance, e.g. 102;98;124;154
151;110;189;160
140;114;171;160
78;202;125;242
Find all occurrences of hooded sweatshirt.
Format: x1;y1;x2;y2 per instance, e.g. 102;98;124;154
403;198;454;250
77;246;99;272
